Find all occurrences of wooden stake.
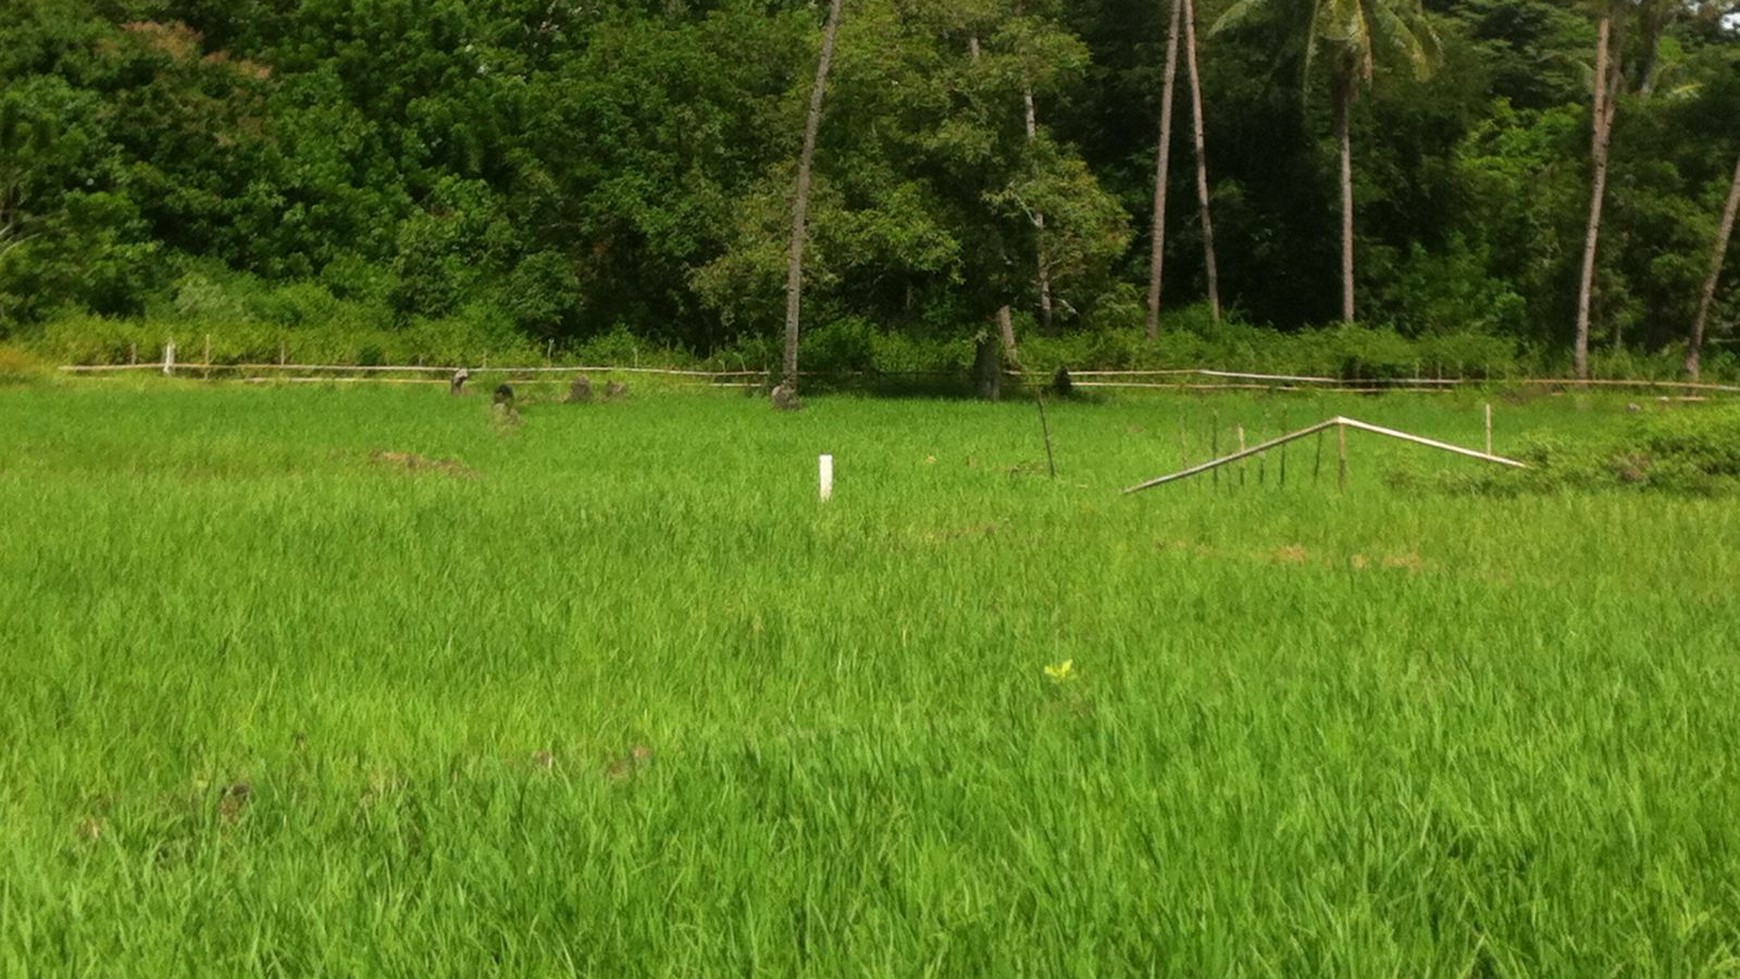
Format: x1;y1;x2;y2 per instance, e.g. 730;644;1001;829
1484;402;1493;456
1035;397;1057;479
1278;410;1288;487
1337;421;1348;491
1314;427;1323;482
1257;418;1267;485
1237;425;1247;488
1210;412;1220;489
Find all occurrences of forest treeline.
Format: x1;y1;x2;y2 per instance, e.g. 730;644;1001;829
0;0;1736;379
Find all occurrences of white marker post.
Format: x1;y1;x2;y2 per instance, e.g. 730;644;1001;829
819;454;834;501
162;339;176;376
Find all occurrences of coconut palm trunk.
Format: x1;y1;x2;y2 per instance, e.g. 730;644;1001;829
1334;72;1355;324
1145;0;1184;338
1686;150;1740;380
782;0;846;390
1180;0;1221;322
1574;11;1618;380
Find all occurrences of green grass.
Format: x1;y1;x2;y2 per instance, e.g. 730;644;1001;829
3;381;1738;977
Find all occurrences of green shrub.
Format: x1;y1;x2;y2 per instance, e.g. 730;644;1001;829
0;345;50;384
1434;406;1740;496
573;325;648;368
1319;323;1418;380
800;317;878;374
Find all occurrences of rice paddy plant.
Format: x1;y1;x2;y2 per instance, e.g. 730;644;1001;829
2;381;1737;977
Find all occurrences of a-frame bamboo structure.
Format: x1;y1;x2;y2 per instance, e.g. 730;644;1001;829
1123;416;1526;494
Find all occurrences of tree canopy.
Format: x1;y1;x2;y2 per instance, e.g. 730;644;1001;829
0;0;1736;373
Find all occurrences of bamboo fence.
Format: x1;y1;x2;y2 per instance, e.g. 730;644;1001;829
53;355;1740;395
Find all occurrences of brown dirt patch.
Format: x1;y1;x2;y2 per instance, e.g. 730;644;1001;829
1383;552;1427;573
1272;545;1311;565
923;522;1001;544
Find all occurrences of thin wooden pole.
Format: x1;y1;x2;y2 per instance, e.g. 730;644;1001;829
1257;418;1267;485
1484;402;1493;456
1337;420;1348;491
1210;411;1220;489
1278;410;1288;487
1237;425;1247;488
1036;397;1057;479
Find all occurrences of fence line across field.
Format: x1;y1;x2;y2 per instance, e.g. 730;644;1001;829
55;355;1740;395
60;362;767;378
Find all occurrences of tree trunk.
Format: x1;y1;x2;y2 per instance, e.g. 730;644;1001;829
1687;149;1740;380
996;305;1021;369
1023;86;1055;333
1145;0;1183;339
974;333;1003;401
782;0;845;391
1180;0;1220;322
1575;12;1616;381
1334;76;1355;324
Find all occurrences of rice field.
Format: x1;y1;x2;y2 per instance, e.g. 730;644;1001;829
2;380;1738;977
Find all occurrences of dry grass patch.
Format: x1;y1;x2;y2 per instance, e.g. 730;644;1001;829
368;449;478;478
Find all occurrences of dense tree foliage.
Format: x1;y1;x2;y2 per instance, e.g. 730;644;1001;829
0;0;1734;372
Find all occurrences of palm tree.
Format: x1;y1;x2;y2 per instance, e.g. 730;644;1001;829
1573;4;1621;379
1214;0;1438;324
1686;150;1740;380
1145;0;1184;339
782;0;847;397
1180;0;1222;321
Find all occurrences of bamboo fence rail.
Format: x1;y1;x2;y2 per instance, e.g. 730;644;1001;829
53;358;1740;394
